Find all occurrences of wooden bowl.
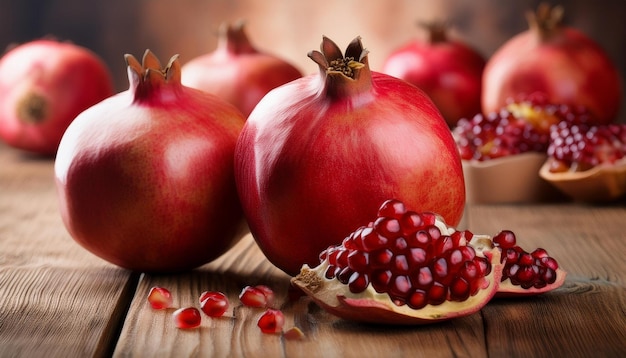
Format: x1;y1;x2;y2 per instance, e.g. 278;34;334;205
539;159;626;202
462;153;559;204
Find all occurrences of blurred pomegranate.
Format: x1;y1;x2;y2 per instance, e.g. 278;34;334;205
182;21;303;117
0;39;113;155
482;3;622;124
382;22;485;127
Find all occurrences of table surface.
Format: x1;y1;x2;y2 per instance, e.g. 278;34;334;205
1;142;625;358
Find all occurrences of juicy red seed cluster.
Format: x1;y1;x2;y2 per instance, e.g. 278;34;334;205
547;121;626;172
493;230;559;289
454;110;550;161
454;95;592;161
319;199;492;309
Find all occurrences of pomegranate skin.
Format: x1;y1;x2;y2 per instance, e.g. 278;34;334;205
382;24;485;127
0;39;113;155
235;37;465;276
182;22;303;117
482;5;622;124
55;51;246;273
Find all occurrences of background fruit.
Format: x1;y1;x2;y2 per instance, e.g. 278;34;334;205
382;22;485;127
0;39;113;155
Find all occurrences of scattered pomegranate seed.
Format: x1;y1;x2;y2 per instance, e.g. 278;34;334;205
172;307;201;329
257;308;285;334
147;286;173;310
283;326;305;340
199;291;229;317
239;285;274;308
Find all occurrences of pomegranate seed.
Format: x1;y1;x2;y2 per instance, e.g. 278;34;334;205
283;326;305;340
199;291;229;317
147;287;173;310
493;230;517;249
377;199;406;218
239;285;273;308
254;285;276;308
172;307;201;329
257;309;285;334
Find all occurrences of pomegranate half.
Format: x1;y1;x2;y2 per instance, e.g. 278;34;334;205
54;50;246;273
235;36;465;276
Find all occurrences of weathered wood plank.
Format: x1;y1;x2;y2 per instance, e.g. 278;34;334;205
0;145;135;357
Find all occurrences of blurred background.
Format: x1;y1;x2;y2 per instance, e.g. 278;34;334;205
1;0;624;122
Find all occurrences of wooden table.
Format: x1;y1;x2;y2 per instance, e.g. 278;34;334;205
1;142;625;358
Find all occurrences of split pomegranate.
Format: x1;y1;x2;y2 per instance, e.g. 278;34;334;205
482;3;622;124
292;199;501;325
147;287;173;310
546;121;626;173
292;199;566;324
257;309;285;334
181;21;303;117
199;291;229;317
491;230;566;296
173;307;202;329
235;36;465;276
54;50;246;273
454;94;592;161
382;22;486;127
0;39;113;155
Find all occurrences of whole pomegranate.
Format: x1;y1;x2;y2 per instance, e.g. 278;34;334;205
382;22;486;127
482;3;622;124
54;50;246;273
235;36;465;276
181;21;303;117
0;39;113;155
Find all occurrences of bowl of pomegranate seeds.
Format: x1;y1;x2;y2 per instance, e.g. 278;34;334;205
539;121;626;202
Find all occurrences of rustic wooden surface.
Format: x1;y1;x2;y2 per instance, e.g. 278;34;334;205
1;142;625;358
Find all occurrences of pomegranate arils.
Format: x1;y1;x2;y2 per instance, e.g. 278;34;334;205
257;308;285;334
319;199;492;307
172;307;202;329
492;230;560;289
147;287;173;310
239;285;275;308
547;121;626;172
199;291;229;317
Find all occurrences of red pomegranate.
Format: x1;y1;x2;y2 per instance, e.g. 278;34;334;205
382;22;485;127
0;39;113;155
54;50;246;273
235;36;465;276
482;3;622;124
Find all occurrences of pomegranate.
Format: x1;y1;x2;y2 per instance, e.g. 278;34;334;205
454;94;592;161
54;50;246;273
490;230;566;297
482;3;622;124
235;36;465;276
292;199;566;324
292;199;502;325
382;22;486;127
0;39;113;155
181;21;303;117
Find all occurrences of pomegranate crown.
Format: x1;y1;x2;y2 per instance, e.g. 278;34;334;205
526;2;565;40
125;50;183;100
217;20;256;54
308;36;370;80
